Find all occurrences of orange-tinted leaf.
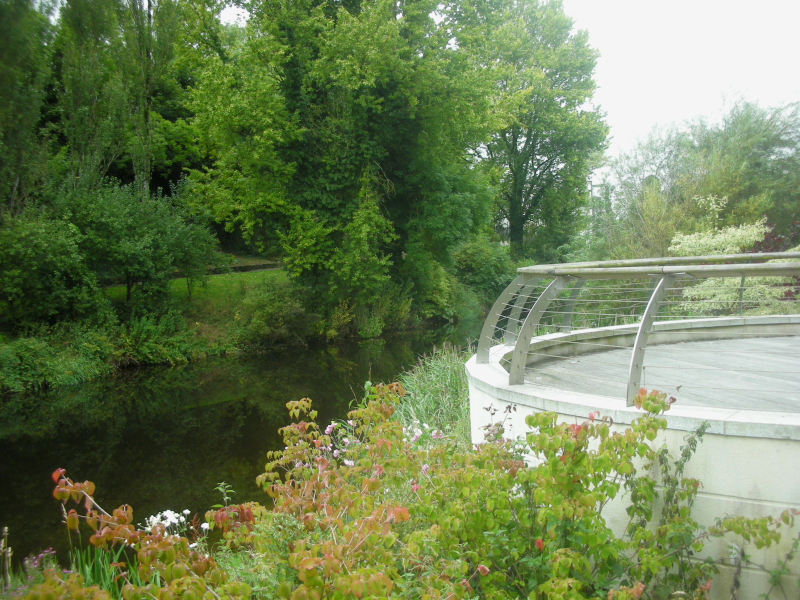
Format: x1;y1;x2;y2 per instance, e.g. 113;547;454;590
393;507;410;523
52;468;66;483
67;509;80;530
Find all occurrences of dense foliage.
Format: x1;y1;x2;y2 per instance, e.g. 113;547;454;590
0;0;606;339
582;101;800;262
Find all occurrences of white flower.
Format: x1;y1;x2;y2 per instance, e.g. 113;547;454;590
200;522;210;531
182;509;191;516
344;460;355;467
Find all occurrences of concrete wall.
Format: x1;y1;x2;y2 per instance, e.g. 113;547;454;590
467;355;800;600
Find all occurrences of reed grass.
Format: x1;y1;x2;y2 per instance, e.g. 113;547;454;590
70;545;147;599
396;344;472;446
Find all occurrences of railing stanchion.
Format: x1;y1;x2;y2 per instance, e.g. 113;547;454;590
626;274;676;406
739;276;747;316
561;279;586;333
509;276;570;384
476;274;533;364
503;278;542;343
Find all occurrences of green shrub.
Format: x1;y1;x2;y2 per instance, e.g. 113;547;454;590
0;216;107;326
452;237;514;304
235;279;313;347
114;312;208;365
0;316;233;393
242;386;793;600
0;327;113;393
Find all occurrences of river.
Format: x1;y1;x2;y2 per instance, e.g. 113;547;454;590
0;322;478;566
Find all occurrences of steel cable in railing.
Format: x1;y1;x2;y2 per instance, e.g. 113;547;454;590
476;252;800;406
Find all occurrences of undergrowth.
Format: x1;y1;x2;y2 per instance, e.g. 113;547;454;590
0;270;305;394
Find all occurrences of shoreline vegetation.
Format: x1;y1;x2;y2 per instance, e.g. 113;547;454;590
0;265;488;396
0;267;277;395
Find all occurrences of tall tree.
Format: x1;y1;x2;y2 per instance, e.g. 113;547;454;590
57;0;128;190
118;0;180;193
683;101;800;235
0;0;53;220
600;100;800;260
480;0;607;260
191;0;499;326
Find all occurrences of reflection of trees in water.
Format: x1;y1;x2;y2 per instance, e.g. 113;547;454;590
0;328;478;565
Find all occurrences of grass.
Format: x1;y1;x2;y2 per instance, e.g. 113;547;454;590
395;344;472;446
70;545;148;599
102;269;286;308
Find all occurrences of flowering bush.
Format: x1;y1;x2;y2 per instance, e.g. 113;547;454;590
28;384;798;600
35;470;252;600
245;384;795;600
140;509;193;536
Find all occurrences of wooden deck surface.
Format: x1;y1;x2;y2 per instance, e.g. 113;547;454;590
524;336;800;412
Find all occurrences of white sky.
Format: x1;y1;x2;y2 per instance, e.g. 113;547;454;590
561;0;800;158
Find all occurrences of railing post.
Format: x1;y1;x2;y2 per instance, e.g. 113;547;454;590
626;274;675;406
508;276;571;384
739;276;747;316
561;279;586;333
476;274;534;363
503;277;542;343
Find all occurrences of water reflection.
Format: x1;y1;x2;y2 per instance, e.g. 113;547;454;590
0;323;479;565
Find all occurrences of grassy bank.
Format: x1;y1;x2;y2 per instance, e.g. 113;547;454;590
0;269;290;394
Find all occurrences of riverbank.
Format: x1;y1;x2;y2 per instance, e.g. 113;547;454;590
0;269;285;394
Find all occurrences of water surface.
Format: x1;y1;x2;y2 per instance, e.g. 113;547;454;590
0;324;477;565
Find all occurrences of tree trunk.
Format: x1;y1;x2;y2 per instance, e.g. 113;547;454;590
509;216;525;260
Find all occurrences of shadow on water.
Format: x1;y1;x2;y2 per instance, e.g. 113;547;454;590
0;321;480;566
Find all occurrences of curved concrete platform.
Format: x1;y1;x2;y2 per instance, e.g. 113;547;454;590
467;334;800;599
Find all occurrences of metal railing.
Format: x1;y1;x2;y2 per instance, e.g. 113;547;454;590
477;252;800;406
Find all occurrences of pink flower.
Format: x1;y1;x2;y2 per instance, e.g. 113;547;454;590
421;464;430;475
477;564;490;576
324;423;337;435
411;483;421;493
535;538;545;551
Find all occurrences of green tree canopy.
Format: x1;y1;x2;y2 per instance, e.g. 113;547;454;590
478;0;608;260
598;100;800;260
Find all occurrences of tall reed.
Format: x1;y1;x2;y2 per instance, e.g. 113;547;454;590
396;344;472;445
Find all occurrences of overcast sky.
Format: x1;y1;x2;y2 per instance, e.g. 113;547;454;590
561;0;800;157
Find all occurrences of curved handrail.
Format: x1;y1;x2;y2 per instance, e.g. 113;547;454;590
477;252;800;407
